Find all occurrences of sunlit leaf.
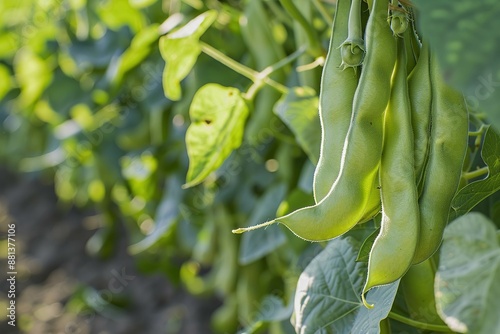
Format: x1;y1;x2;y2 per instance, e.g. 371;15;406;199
0;31;19;59
97;0;145;32
14;49;53;107
160;10;217;100
0;64;11;100
184;83;249;188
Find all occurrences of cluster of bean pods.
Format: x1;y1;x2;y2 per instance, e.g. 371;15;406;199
234;0;469;308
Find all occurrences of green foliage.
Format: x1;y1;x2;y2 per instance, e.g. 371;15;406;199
452;126;500;218
1;0;500;333
184;83;249;188
436;212;500;333
294;237;399;333
160;10;217;100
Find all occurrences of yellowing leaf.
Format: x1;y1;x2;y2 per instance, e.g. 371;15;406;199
184;83;249;188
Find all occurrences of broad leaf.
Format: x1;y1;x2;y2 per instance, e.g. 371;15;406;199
239;184;287;265
416;1;500;129
160;10;217;100
113;24;160;86
356;228;380;263
274;87;321;164
97;0;145;32
184;84;249;188
294;237;399;334
436;212;500;334
451;127;500;219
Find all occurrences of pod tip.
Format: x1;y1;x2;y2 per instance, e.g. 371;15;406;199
362;291;375;309
232;228;246;234
231;220;276;234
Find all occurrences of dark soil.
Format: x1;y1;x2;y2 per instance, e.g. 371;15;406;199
0;169;217;334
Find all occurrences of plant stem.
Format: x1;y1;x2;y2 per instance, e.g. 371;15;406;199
200;42;288;95
388;312;453;332
279;0;324;57
200;42;257;80
261;78;288;95
468;128;485;137
232;220;276;234
261;46;306;78
463;166;489;180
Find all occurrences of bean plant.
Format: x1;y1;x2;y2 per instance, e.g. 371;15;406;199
1;0;500;333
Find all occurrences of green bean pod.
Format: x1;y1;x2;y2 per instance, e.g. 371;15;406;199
412;54;469;264
401;259;447;326
403;28;416;74
313;0;359;203
408;40;431;188
358;173;382;223
389;9;408;36
234;0;395;241
362;37;419;308
340;0;365;70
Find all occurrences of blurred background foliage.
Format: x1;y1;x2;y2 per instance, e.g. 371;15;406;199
0;0;335;332
5;0;499;332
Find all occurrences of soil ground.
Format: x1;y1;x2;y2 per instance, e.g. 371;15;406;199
0;168;218;334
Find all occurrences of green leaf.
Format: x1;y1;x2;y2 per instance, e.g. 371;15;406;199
356;228;380;263
14;49;52;107
436;212;500;334
294;237;399;334
184;83;249;188
97;0;145;32
274;87;321;164
0;64;11;100
129;0;156;8
416;1;500;129
160;10;217;100
451;127;500;219
239;184;287;265
113;24;160;86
